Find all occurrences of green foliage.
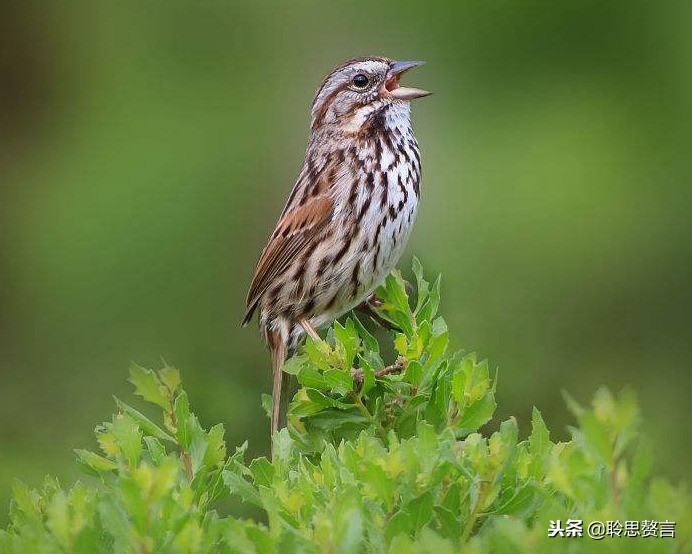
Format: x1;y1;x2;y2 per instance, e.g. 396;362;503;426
2;261;690;553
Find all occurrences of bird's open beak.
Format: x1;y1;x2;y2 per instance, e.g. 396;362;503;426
384;60;432;100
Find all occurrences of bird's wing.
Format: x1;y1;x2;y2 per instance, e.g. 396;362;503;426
243;193;334;324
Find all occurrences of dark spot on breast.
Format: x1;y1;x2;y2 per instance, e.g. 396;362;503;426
379;175;388;208
374;220;384;243
351;260;361;293
357;196;372;224
332;236;352;265
379;127;394;152
411;145;421;167
397;174;408;204
365;171;375;192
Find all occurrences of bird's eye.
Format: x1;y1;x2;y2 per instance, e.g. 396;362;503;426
352;74;369;88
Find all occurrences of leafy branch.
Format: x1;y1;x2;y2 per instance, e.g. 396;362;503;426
2;259;690;553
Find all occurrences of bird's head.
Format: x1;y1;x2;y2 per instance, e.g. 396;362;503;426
310;57;431;133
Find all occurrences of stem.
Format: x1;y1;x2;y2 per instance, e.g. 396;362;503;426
375;358;406;379
350;392;373;421
168;400;193;481
462;480;488;542
351;358;407;391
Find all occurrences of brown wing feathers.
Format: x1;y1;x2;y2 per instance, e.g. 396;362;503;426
243;195;333;325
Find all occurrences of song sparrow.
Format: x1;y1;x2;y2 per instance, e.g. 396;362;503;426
243;57;431;435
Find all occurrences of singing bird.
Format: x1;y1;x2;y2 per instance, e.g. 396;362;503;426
243;57;431;435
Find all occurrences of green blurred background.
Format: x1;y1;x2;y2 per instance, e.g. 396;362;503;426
2;0;691;517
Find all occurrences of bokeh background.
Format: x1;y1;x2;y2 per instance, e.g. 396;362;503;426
2;0;691;517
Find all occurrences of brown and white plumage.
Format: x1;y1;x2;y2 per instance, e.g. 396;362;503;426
243;57;431;436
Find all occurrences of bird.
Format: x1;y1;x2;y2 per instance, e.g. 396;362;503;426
243;57;431;436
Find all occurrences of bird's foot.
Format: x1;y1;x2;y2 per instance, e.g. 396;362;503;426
356;295;399;330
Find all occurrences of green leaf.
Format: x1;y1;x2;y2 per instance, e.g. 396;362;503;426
143;436;167;465
45;490;70;549
98;496;135;548
10;480;41;520
261;394;272;419
489;483;539;516
128;363;168;409
529;407;550;477
580;411;613;466
305;388;351;409
323;369;353;395
404;360;423;388
351;314;379;352
75;449;117;473
385;271;410;311
385;510;411;544
332;489;364;554
204;423;227;468
222;470;261;507
283;354;309;376
433;506;462;540
456;393;496;433
112;413;142;467
359;359;376;395
362;462;395;510
249;457;275;487
95;425;119;457
174;391;192;447
333;319;360;370
418;274;441;322
297;367;328;389
189;433;208;475
114;397;175;443
394;333;408;357
158;365;181;394
412;256;430;315
426;318;448;362
406;491;433;533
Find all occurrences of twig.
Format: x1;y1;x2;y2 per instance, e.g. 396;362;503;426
376;358;406;379
351;357;406;391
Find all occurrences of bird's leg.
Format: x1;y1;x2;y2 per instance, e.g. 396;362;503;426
299;318;321;342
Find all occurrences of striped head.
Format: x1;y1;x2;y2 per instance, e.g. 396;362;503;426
310;57;431;132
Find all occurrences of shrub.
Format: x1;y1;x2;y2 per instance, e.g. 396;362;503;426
1;261;690;553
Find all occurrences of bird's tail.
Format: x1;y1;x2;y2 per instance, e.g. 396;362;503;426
267;328;291;438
